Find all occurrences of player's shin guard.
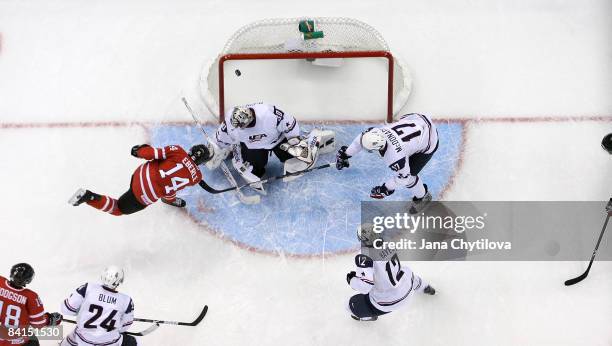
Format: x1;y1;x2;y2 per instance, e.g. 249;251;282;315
87;195;123;216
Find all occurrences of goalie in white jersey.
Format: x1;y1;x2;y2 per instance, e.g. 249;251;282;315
211;102;332;192
60;266;137;346
347;224;436;321
336;113;438;213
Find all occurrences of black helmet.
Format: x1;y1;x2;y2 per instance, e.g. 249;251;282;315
10;263;34;288
189;144;212;165
602;133;612;154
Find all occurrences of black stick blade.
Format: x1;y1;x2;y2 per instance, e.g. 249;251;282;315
182;305;208;326
564;271;589;286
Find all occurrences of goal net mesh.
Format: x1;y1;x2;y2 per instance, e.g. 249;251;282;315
200;17;412;121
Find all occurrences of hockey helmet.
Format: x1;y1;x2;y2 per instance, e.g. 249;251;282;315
602;133;612;154
101;265;124;290
360;128;386;152
189;144;212;165
357;223;380;248
10;263;35;288
230;107;255;128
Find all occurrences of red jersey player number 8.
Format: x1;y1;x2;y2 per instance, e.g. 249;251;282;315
0;301;21;328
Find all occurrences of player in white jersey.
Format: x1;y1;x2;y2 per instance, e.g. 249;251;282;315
60;266;137;346
336;113;438;213
347;225;436;321
211;102;323;191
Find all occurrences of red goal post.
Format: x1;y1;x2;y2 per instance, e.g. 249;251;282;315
200;17;412;123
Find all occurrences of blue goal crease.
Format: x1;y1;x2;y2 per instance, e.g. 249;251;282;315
149;123;464;256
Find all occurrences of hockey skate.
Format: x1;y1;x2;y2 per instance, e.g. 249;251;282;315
408;185;432;215
161;197;186;208
68;188;100;206
423;285;436;295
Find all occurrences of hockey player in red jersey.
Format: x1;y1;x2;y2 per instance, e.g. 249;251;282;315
0;263;62;346
68;144;212;215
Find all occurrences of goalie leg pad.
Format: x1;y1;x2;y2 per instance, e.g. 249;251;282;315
232;146;267;195
310;129;336;154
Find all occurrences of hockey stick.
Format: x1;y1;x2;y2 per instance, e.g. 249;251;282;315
200;163;332;194
133;305;208;326
181;97;260;204
564;200;611;286
62;319;160;336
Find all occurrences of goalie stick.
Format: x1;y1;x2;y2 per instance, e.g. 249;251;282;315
181;97;260;204
200;163;332;194
564;199;612;286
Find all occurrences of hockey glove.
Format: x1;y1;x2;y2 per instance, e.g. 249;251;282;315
370;184;394;199
46;312;63;326
336;146;351;170
131;144;151;158
346;271;357;285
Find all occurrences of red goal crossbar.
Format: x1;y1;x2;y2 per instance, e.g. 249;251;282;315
218;51;395;123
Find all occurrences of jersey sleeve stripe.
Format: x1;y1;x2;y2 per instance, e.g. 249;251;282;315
64;299;78;313
154;148;159;160
29;311;45;318
144;163;159;201
66;335;78;346
107;198;116;214
138;165;153;205
30;319;47;326
359;278;374;285
101;196;111;212
161;147;166;159
405;176;419;188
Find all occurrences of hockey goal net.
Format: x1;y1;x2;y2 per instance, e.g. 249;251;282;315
200;17;412;123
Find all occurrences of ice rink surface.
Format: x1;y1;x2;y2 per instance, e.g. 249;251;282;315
1;0;611;345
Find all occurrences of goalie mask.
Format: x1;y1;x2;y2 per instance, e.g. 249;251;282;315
230;107;255;128
101;265;124;290
360;128;386;152
189;144;212;165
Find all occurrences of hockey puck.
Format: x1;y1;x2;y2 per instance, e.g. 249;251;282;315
602;133;612;154
235;69;241;76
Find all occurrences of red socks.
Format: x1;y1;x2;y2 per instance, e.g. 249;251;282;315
86;196;123;216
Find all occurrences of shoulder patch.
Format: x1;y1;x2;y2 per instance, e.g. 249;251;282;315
76;283;88;297
273;106;285;125
355;254;373;268
126;298;134;314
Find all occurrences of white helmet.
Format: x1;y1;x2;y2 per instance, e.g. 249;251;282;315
357;223;378;247
230;107;254;128
360;128;386;151
101;265;124;290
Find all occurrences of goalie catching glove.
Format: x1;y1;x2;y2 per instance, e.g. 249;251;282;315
280;136;318;164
